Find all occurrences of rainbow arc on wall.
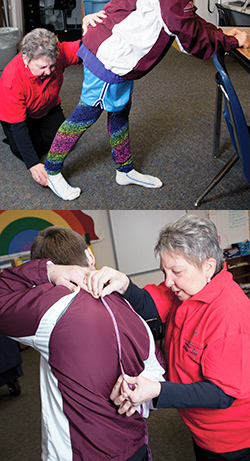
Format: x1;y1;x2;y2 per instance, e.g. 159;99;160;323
0;210;99;256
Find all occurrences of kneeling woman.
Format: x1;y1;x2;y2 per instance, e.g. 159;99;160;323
0;28;82;191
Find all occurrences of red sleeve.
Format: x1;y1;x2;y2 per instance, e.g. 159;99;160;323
161;0;238;59
144;282;175;322
58;40;82;67
0;56;28;123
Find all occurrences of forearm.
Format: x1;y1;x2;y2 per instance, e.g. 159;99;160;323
163;1;238;59
11;121;40;168
0;260;88;293
179;22;237;58
155;380;235;409
112;375;235;417
123;279;159;320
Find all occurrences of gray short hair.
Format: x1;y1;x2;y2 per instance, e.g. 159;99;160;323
21;28;59;63
155;214;224;274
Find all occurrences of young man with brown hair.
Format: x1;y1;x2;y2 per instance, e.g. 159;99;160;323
0;226;165;461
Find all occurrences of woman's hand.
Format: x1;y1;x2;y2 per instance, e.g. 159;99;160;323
83;266;130;298
47;264;92;292
110;374;161;416
47;264;129;298
225;28;250;48
82;11;107;35
30;163;48;186
110;375;138;416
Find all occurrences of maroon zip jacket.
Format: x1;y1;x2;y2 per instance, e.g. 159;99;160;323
0;260;166;460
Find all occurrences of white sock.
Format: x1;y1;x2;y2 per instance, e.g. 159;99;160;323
48;173;81;200
116;169;163;189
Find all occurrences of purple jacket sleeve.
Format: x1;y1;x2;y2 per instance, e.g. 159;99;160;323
0;259;70;337
161;0;238;59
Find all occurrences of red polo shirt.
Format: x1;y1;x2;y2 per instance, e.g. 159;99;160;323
0;40;81;123
145;265;250;452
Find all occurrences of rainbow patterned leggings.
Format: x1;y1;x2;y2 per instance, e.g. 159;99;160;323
45;99;133;175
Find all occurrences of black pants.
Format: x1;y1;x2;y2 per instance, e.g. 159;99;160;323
1;104;65;161
193;439;250;461
0;333;23;387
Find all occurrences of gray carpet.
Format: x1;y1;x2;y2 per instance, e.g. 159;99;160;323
0;347;41;460
1;46;250;209
0;347;196;460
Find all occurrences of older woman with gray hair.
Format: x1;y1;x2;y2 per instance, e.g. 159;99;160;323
82;214;250;461
0;27;82;192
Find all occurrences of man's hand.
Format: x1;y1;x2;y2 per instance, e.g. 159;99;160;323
82;11;107;35
83;266;130;298
225;28;250;48
30;163;48;186
110;374;161;416
47;264;92;292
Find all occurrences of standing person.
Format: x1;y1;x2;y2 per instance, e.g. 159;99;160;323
0;226;165;460
0;27;84;197
82;214;250;461
44;0;250;200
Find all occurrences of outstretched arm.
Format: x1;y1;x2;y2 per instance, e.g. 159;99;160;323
111;374;235;417
162;0;250;58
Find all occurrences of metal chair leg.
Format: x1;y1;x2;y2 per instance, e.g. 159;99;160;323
212;84;223;158
194;152;239;207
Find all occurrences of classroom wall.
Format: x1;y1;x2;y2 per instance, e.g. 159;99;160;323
195;0;218;25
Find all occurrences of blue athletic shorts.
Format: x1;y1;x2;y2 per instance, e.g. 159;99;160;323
81;67;134;112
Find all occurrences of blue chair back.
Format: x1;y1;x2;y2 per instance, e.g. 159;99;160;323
215;3;231;26
213;52;250;182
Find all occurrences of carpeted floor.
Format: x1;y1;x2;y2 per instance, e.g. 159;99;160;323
1;45;250;209
0;347;196;460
